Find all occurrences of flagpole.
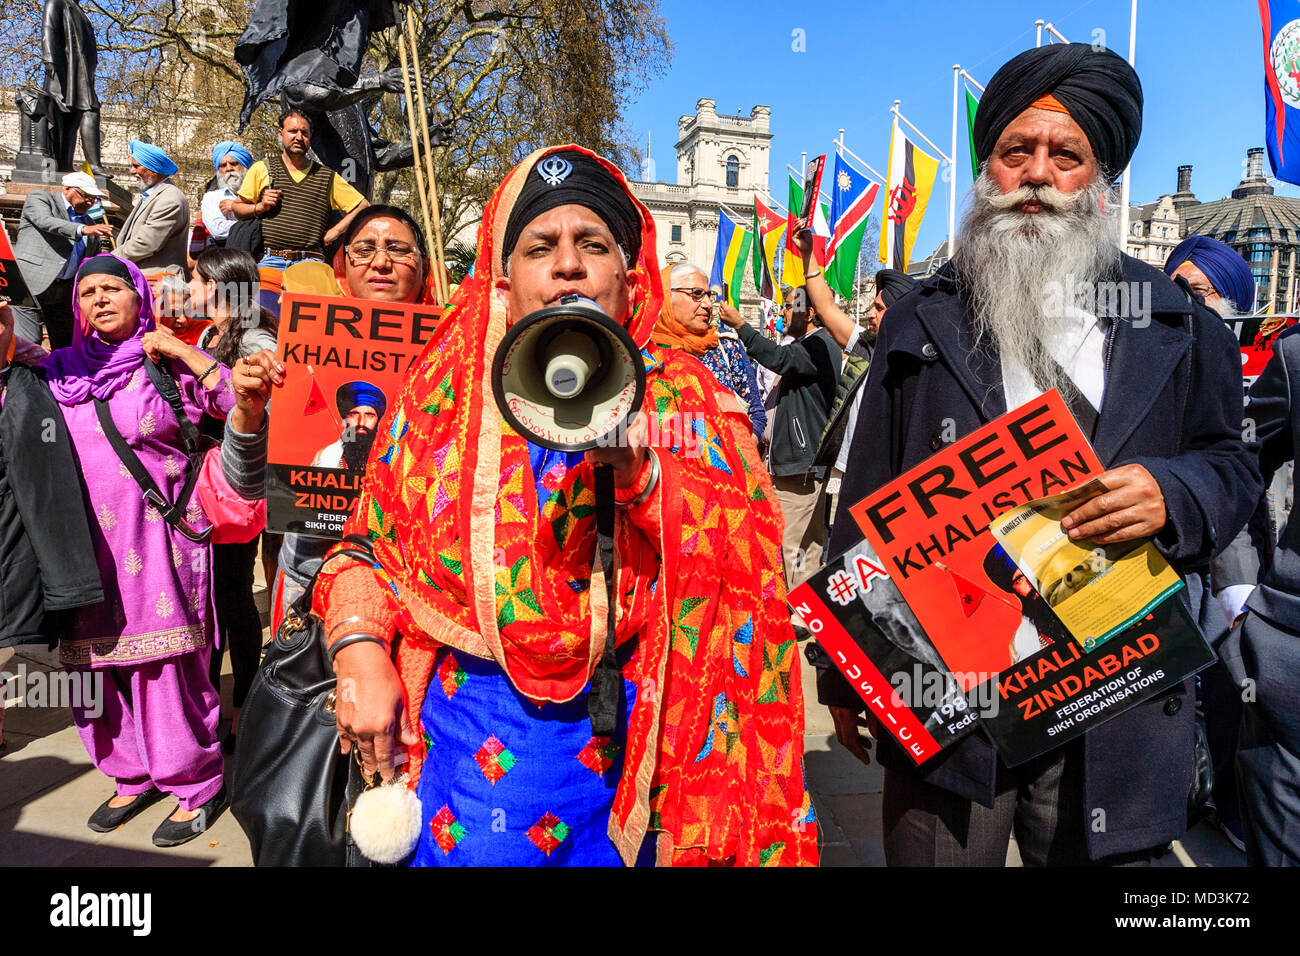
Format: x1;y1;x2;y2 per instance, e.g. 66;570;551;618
719;202;750;226
950;64;960;259
961;70;985;93
1118;0;1137;253
1036;19;1044;46
890;101;952;163
833;136;887;186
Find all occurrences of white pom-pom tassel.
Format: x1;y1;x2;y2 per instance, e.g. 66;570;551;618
350;777;422;865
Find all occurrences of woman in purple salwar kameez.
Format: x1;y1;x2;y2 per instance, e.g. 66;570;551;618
44;254;236;848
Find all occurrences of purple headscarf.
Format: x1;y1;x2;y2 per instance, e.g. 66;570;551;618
45;255;157;405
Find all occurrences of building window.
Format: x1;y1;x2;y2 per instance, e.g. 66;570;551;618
671;225;683;243
726;156;739;188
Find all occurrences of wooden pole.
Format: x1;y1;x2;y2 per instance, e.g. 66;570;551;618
405;6;450;304
395;26;437;281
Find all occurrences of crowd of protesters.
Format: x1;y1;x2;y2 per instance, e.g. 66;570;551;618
3;42;1300;869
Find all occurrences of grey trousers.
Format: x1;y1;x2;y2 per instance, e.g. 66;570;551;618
1237;703;1300;866
882;745;1162;866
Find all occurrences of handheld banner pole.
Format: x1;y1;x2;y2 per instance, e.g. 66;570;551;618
395;26;437;275
950;64;960;259
405;6;450;305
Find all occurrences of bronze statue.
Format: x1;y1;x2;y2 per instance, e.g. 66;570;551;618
15;0;105;178
43;0;104;172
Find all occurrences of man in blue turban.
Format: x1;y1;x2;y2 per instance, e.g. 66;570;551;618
1164;236;1257;316
201;141;255;246
312;380;388;471
117;140;190;273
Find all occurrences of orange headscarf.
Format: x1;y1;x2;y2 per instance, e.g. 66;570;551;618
651;265;719;356
315;145;815;866
330;219;442;304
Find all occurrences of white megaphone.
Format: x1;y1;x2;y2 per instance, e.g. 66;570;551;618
491;295;646;451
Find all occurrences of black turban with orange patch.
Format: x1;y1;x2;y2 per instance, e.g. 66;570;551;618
972;43;1143;180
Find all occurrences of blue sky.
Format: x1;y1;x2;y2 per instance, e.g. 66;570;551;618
624;0;1287;260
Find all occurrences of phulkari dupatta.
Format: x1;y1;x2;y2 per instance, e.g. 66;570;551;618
315;145;816;866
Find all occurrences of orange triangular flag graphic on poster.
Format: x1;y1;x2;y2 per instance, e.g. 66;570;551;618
938;564;1021;619
952;571;984;617
303;370;328;416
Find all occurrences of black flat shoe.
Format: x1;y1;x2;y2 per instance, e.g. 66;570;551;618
87;787;165;833
152;786;228;848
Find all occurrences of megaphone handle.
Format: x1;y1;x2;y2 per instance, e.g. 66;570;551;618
587;464;622;737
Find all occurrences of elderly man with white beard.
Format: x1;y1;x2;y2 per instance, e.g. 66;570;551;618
201;142;254;246
822;43;1260;866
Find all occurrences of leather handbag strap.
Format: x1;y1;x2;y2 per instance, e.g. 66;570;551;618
587;464;622;737
93;395;209;542
143;358;201;458
282;533;378;626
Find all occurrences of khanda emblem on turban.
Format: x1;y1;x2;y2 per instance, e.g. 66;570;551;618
887;178;918;226
539;155;574;186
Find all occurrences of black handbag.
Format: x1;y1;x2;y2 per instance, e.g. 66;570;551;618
230;534;377;867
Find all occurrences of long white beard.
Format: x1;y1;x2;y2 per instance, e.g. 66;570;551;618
220;169;245;192
952;172;1120;399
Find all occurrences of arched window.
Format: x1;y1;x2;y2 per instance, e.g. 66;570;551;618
726;155;739;188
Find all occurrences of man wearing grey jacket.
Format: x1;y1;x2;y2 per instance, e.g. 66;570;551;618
115;140;190;274
13;172;112;348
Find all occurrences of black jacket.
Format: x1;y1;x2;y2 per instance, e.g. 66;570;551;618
1220;326;1300;752
735;323;839;478
823;255;1259;859
0;363;103;647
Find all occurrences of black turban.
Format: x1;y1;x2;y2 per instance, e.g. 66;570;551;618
502;150;642;266
77;255;136;287
973;43;1143;179
874;269;917;308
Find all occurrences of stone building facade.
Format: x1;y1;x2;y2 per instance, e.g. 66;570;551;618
629;98;772;294
1125;148;1300;313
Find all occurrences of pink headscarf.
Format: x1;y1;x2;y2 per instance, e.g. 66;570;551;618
44;255;157;405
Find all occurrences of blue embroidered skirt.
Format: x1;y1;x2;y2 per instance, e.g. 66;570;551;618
411;645;653;866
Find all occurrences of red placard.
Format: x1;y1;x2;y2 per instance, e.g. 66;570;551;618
849;391;1104;689
790;581;943;764
0;226;36;308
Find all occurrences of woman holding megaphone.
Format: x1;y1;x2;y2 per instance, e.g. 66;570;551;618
312;147;816;866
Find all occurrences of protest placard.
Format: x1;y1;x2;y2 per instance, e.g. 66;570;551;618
796;390;1215;766
0;226;36;308
266;292;441;537
789;541;982;767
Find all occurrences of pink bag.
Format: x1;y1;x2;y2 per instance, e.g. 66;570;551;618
196;445;266;544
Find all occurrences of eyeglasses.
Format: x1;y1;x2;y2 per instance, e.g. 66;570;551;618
671;287;717;302
345;241;421;265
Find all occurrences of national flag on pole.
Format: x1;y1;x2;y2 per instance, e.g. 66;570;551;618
965;85;981;181
753;197;784;304
710;212;753;309
303;370;329;416
1259;1;1300;184
784;175;831;287
878;119;939;270
825;154;879;299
